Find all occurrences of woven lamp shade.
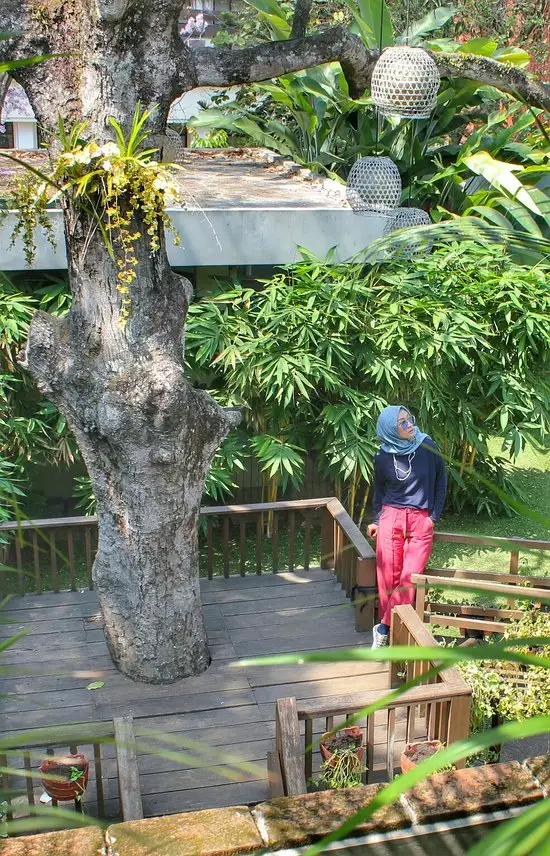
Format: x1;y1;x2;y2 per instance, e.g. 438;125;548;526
346;156;402;215
383;206;432;257
149;128;186;163
372;47;440;119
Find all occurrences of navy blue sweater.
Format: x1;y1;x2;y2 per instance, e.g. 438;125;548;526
372;437;447;523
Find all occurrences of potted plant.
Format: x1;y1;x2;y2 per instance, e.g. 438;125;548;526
321;746;365;790
315;726;365;790
400;740;444;773
319;726;364;766
38;753;89;801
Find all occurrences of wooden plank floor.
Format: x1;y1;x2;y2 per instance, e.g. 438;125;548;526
0;569;389;818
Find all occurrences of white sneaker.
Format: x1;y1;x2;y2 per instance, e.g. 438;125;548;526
371;624;389;649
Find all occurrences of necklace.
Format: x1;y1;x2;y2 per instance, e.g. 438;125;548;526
393;451;415;481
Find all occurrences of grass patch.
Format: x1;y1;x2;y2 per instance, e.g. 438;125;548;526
431;445;550;577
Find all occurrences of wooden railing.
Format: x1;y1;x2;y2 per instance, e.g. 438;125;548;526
271;605;471;797
431;531;550;577
414;571;550;637
0;498;377;627
0;716;143;826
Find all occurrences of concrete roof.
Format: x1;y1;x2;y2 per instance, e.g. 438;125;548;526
0;148;386;269
179;148;349;209
0;147;349;210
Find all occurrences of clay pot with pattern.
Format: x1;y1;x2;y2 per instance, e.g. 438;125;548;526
38;753;89;801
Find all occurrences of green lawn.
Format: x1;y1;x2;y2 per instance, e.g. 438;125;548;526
431;445;550;578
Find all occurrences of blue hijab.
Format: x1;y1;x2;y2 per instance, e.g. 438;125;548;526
376;405;428;455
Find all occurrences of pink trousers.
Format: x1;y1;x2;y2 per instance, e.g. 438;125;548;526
376;506;435;626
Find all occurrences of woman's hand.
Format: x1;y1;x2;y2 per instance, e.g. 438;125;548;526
367;524;378;539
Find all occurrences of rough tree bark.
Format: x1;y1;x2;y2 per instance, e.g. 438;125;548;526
2;0;239;684
0;0;547;682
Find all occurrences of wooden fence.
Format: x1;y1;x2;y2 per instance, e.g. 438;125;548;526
0;498;378;630
271;605;472;797
2;505;549;636
1;716;143;827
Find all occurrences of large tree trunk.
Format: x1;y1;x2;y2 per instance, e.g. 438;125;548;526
25;203;238;682
25;204;238;682
3;1;239;683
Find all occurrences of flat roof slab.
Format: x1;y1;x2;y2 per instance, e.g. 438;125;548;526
0;148;385;268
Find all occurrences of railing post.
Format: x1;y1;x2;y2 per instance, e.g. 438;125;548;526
320;506;335;570
275;697;307;796
445;693;471;770
354;556;377;632
415;576;426;621
389;610;407;687
114;715;143;820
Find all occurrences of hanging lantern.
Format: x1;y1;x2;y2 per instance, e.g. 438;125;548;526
148;128;186;163
372;47;440;119
383;207;432;258
346;156;402;215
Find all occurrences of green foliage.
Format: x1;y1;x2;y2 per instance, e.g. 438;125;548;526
453;0;549;69
320;748;365;789
0;273;80;520
73;475;97;516
186;242;549;516
204;432;249;503
5;105;182;323
194;0;548;232
186;127;229;149
454;610;550;762
190;63;369;174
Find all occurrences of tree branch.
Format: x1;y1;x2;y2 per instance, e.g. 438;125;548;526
191;29;550;111
432;51;550;112
290;0;314;39
192;28;376;99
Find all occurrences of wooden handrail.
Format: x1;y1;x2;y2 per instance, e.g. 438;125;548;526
0;515;97;531
0;721;115;750
296;682;469;720
2;504;546;610
3;513;548;552
0;498;336;531
0;498;375;598
413;571;550;637
390;604;470;690
325;498;373;561
415;574;550;602
434;531;550;551
426;567;550;587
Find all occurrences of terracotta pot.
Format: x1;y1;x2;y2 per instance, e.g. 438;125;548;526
320;726;364;767
400;740;443;774
39;753;89;801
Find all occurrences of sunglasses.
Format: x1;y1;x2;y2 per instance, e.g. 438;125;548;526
398;415;415;428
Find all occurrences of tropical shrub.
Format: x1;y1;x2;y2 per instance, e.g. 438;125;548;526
195;0;550;246
0;273;78;516
185;241;550;518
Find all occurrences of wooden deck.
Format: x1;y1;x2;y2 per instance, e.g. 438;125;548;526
0;569;388;818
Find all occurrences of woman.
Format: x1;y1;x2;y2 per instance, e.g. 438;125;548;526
367;405;447;649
